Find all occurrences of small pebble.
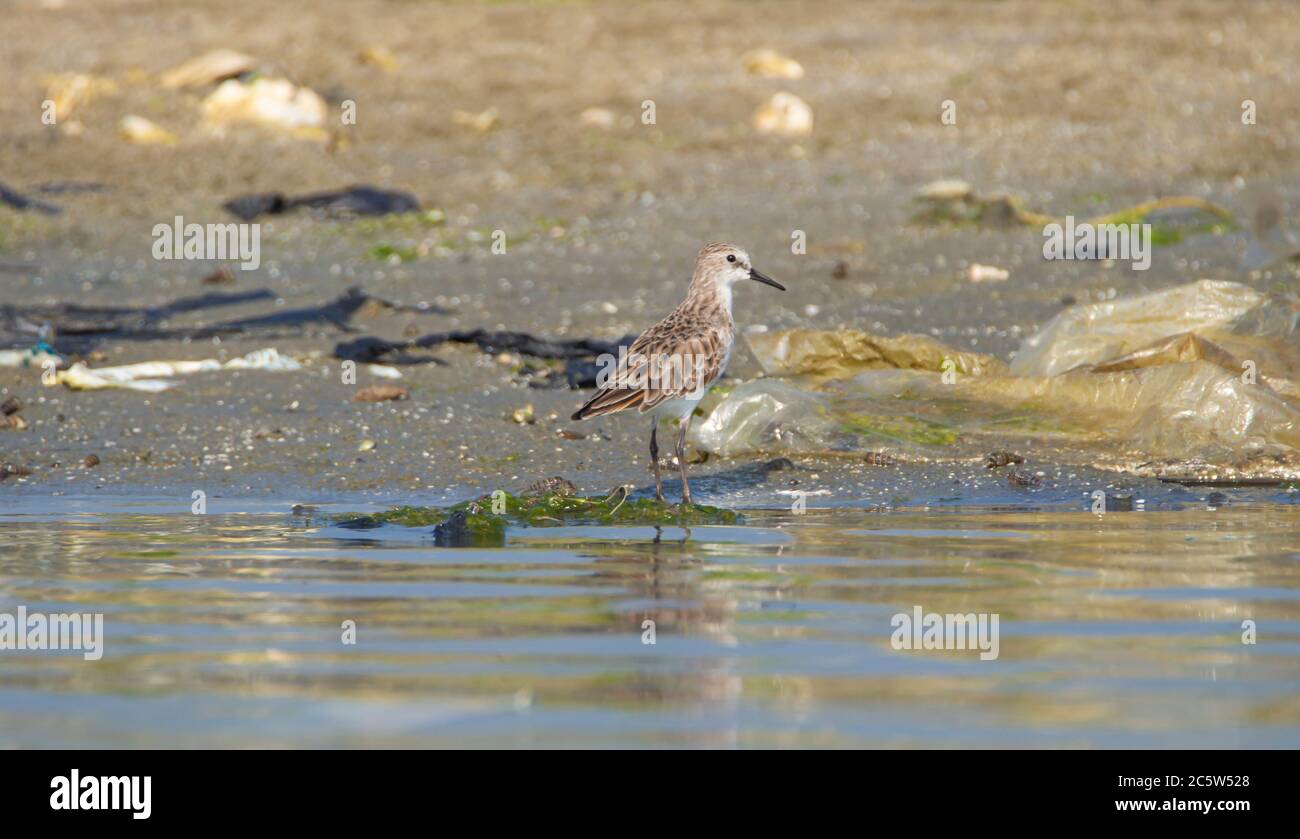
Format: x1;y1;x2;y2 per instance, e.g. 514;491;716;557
1007;469;1042;488
353;385;409;403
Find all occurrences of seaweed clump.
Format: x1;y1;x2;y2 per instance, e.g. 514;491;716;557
335;482;741;546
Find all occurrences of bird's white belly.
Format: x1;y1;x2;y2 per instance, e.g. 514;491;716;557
652;390;705;421
650;343;729;422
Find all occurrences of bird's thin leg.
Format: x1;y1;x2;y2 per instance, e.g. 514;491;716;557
676;415;693;506
649;419;665;503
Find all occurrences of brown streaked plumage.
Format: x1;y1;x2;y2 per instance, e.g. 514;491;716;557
571;242;785;504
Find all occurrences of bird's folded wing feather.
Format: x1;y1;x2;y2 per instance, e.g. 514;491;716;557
638;331;726;412
569;332;652;417
574;324;727;419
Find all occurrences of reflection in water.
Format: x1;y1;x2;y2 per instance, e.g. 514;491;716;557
0;502;1298;747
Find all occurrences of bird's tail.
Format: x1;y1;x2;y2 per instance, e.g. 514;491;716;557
571;387;645;421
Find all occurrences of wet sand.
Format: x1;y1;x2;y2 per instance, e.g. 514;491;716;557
2;0;1299;752
3;0;1299;501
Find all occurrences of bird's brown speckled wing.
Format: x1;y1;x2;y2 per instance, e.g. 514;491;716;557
570;318;730;420
637;329;728;413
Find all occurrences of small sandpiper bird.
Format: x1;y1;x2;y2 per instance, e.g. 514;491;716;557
570;243;785;504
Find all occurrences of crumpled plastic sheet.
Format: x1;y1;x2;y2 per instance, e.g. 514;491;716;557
694;281;1300;468
746;327;1005;380
694;380;834;458
47;348;302;392
0;346;63;370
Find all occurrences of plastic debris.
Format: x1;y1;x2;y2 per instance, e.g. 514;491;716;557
694;380;833;458
47;348;301;392
0;344;64;370
1239;192;1300;273
1010;280;1269;378
967;263;1009;283
745;327;1006;381
918;180;972;202
694;281;1299;472
223;348;301;371
368;364;403;380
753;92;813;137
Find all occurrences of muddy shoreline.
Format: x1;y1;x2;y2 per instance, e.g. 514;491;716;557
3;0;1300;756
3;0;1299;503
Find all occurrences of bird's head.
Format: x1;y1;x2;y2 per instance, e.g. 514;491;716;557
693;242;785;294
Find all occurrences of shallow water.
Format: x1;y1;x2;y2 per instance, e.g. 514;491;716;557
5;0;1300;751
2;493;1298;748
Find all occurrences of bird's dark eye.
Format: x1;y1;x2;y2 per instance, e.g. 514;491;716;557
726;254;737;263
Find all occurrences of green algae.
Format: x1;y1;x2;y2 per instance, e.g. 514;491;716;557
109;549;182;559
841;413;959;446
980;407;1098;437
350;210;447;234
367;243;420;262
912;190;1236;241
1100;208;1234;246
336;489;742;541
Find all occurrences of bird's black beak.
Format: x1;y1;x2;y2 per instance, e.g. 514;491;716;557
749;267;785;291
